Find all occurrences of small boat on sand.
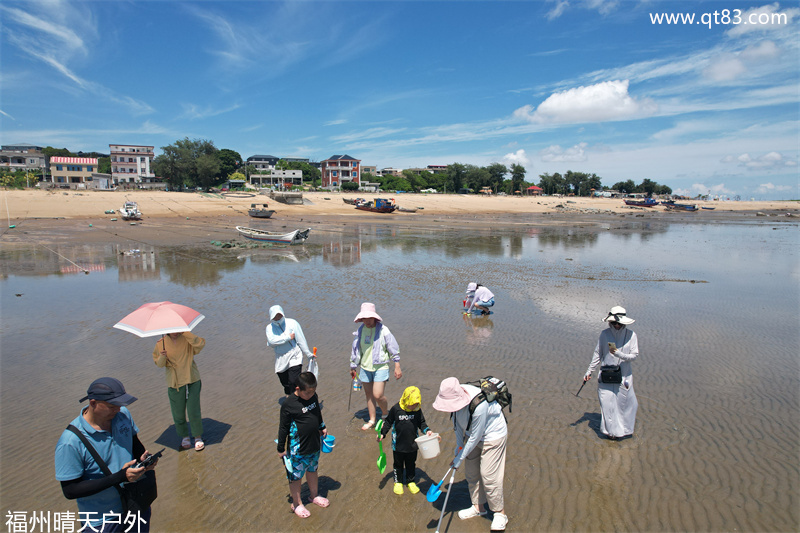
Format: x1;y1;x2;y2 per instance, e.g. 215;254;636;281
248;203;275;218
664;203;698;212
235;226;310;244
624;198;658;207
343;198;366;205
355;198;397;213
119;201;142;220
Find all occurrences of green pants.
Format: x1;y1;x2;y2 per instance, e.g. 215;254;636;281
168;380;203;438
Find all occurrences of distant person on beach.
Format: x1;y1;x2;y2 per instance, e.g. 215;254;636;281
277;371;329;519
377;385;437;495
350;302;402;430
433;377;509;531
266;305;315;396
583;305;639;440
464;283;495;315
153;331;206;451
55;377;157;532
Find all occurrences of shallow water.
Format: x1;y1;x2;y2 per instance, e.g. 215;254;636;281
1;220;798;532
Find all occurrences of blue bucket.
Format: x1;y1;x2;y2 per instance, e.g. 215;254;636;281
321;434;336;453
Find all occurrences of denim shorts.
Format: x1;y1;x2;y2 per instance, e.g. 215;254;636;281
359;366;389;383
478;298;495;307
287;451;320;481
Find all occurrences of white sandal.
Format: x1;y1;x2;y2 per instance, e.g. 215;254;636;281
194;437;205;451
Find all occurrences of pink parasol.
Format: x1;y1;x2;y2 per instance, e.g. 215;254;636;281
113;301;205;338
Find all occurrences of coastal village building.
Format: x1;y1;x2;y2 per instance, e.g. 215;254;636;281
49;156;97;189
246;155;279;172
248;169;303;189
109;144;155;185
0;144;46;173
361;165;377;176
321;155;360;188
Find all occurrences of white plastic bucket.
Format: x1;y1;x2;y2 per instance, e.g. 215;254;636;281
415;433;441;459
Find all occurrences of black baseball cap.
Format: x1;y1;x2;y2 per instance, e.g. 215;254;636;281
79;377;138;406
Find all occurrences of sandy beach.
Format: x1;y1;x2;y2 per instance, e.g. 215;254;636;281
1;187;798;533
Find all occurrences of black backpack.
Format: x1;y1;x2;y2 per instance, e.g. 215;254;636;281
465;376;512;431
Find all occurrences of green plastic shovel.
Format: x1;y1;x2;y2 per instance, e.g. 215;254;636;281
376;419;387;474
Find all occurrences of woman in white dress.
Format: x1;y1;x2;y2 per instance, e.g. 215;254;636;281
583;306;639;439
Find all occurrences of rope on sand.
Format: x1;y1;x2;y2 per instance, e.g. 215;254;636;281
37;243;91;274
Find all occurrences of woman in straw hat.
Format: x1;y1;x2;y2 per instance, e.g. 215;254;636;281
583;305;639;439
432;377;509;531
349;302;402;431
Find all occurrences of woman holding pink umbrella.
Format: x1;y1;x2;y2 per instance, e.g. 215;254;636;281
153;331;206;451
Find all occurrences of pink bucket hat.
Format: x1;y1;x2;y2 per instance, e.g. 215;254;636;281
432;377;472;412
354;302;382;323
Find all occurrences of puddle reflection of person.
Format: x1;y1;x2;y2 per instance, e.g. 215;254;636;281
349;303;402;431
462;312;494;343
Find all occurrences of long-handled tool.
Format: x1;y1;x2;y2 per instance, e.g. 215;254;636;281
576;378;588;397
427;446;462;502
434;467;457;533
426;467;452;502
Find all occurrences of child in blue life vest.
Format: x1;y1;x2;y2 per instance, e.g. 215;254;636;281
377;386;438;495
277;372;329;518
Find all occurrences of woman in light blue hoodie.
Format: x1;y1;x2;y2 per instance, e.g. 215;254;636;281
267;305;314;396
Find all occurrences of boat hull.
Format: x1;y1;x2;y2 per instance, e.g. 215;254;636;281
235;226;310;244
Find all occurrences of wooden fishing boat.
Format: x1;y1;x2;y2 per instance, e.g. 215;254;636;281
119;201;142;220
701;206;716;210
664;203;698;212
396;206;417;213
355;198;396;213
624;198;658;207
235;226;310;244
248;203;275;218
343;197;366;205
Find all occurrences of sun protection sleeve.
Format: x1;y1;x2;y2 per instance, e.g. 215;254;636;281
288;319;313;359
132;433;145;461
60;469;128;500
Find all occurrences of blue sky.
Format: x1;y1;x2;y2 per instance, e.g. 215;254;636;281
1;0;798;199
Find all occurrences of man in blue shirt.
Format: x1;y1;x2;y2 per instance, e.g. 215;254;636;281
55;377;156;532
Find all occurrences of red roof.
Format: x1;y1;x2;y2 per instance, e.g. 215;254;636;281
51;156;98;164
527;185;543;190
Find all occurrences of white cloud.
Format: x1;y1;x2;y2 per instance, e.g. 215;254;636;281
703;41;781;82
502;149;529;167
726;3;800;38
540;143;588;162
546;0;570;20
324;119;347;126
723;151;797;170
704;55;747;82
546;0;619;20
756;182;794;193
180;102;241;120
674;183;733;197
516;80;657;124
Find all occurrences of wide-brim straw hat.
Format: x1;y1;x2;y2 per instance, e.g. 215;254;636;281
604;305;635;324
354;302;382;323
432;377;472;412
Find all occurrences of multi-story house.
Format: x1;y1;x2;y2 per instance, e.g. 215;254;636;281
361;165;377;176
249;169;303;188
109;144;155;185
0;144;46;173
246;155;280;173
49;156;97;188
320;155;360;188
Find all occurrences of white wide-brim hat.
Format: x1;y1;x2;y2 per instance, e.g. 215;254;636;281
354;302;382;323
604;305;635;324
432;377;472;412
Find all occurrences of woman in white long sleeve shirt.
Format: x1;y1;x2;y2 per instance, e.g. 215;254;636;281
433;377;509;531
465;283;495;315
266;305;314;396
583;305;639;439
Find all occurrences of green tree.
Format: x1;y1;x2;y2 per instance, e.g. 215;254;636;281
612;180;636;194
153;137;218;190
486;163;508;192
98;157;111;175
342;181;359;191
217;149;242;181
510;164;526;194
445;163;467;192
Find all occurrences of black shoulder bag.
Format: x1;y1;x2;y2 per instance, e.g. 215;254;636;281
66;425;158;513
600;331;628;384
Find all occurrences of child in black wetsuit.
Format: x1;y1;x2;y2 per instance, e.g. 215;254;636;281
277;371;329;518
378;385;437;495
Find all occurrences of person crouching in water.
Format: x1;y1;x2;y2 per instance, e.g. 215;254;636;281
277;372;329;518
378;386;437;495
464;283;495;315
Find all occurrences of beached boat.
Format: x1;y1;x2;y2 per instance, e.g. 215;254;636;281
119;201;142;220
397;206;417;213
355;198;397;213
624;198;659;207
664;203;698;212
235;226;310;244
248;203;275;218
343;197;366;205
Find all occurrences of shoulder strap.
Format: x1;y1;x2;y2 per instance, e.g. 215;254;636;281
66;424;126;500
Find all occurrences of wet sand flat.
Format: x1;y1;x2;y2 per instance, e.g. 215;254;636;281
1;201;798;533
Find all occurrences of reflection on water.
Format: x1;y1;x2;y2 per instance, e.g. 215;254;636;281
1;220;798;532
